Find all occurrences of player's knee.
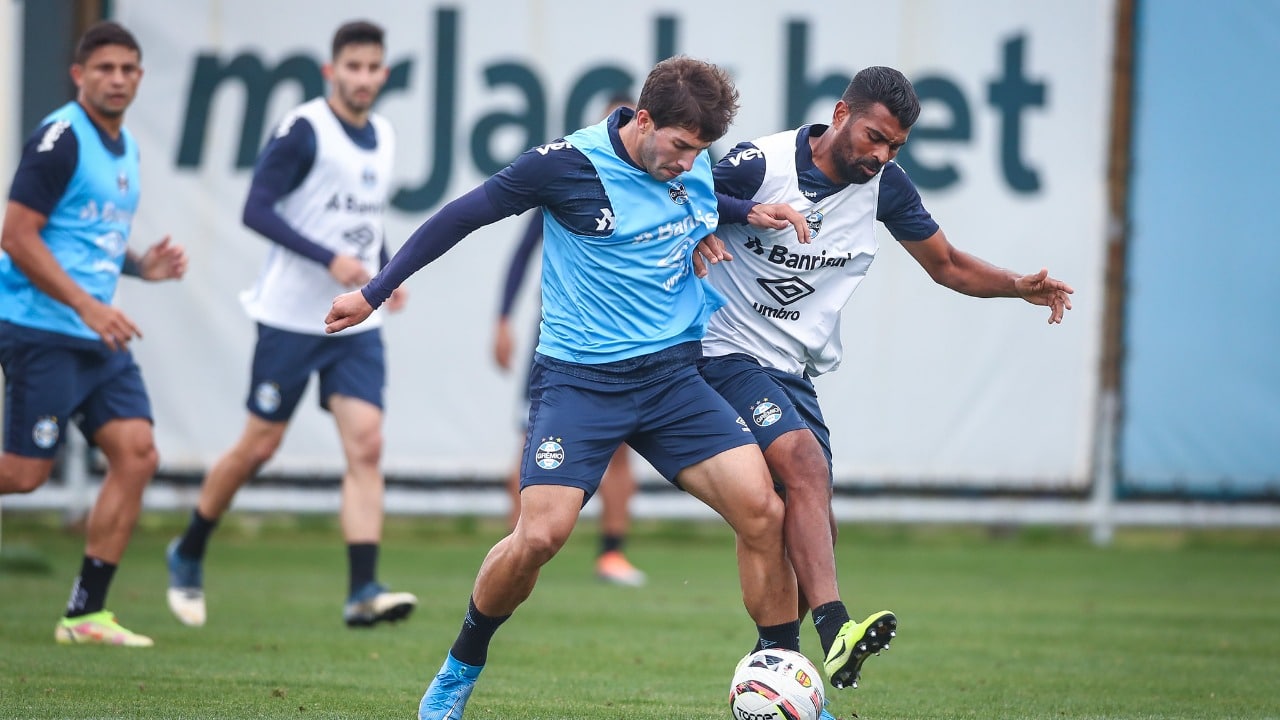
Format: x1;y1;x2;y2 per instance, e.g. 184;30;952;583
515;524;570;565
242;436;282;468
347;429;383;469
113;439;159;479
736;490;786;545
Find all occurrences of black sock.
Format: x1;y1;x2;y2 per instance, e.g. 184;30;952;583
600;533;624;556
756;619;801;653
450;596;511;667
813;601;852;655
348;543;378;597
176;509;218;560
65;557;116;617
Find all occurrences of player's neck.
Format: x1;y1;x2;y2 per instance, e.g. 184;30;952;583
327;96;370;129
76;99;123;140
617;117;643;167
808;134;841;186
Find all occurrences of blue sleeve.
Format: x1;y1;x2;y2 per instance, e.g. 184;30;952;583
241;117;335;267
712;141;767;225
498;211;543;318
877;162;940;242
7;121;79;216
362;185;510;308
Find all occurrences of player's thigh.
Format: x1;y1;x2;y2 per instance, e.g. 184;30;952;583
318;328;385;413
521;362;630;500
78;350;154;444
513;483;587;551
676;442;777;528
246;324;324;421
0;340;92;459
92;417;158;479
625;365;758;484
699;353;811;453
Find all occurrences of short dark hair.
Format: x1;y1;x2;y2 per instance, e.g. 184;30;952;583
637;56;738;143
75;21;141;65
332;20;384;59
842;66;921;129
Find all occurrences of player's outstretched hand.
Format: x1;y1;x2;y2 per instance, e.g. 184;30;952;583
747;202;810;245
1015;268;1075;324
692;234;733;277
325;290;374;334
139;235;188;281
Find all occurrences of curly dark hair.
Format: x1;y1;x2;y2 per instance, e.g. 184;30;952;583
637;56;739;143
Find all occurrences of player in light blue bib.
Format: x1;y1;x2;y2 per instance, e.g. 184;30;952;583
0;21;187;648
326;56;808;720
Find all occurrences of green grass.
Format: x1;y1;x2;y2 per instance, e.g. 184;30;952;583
1;513;1278;719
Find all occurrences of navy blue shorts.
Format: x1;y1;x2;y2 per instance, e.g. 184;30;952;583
0;322;152;458
521;353;756;499
699;353;833;481
247;324;385;422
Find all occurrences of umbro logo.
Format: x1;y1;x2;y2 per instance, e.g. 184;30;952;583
757;276;815;306
343;225;376;250
595;208;616;231
117;172;129;193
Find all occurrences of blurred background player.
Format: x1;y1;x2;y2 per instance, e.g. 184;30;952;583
707;65;1073;690
165;20;416;629
492;93;646;587
0;21;188;647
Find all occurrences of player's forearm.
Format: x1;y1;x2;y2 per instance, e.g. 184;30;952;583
2;232;101;313
362;185;503;308
242;190;335;267
936;250;1019;298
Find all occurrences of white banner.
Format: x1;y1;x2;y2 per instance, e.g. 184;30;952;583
110;0;1112;488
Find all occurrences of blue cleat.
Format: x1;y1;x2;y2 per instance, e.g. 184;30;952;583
165;539;206;627
419;653;483;720
820;710;837;720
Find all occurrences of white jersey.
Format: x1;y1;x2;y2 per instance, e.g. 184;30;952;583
703;128;881;376
240;97;395;335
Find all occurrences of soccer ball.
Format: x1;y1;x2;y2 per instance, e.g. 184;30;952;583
728;648;825;720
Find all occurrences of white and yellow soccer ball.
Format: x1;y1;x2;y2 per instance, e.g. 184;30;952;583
728;648;826;720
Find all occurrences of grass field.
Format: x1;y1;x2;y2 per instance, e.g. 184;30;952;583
1;511;1278;720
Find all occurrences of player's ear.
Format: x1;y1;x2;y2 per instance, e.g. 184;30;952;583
322;62;334;82
69;63;84;87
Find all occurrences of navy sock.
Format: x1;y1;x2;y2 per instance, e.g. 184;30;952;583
176;509;218;560
600;533;624;555
348;543;378;597
65;556;116;617
813;601;852;655
449;596;511;667
755;619;801;653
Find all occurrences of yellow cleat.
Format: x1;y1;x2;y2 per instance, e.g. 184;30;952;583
55;611;154;647
824;610;896;689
